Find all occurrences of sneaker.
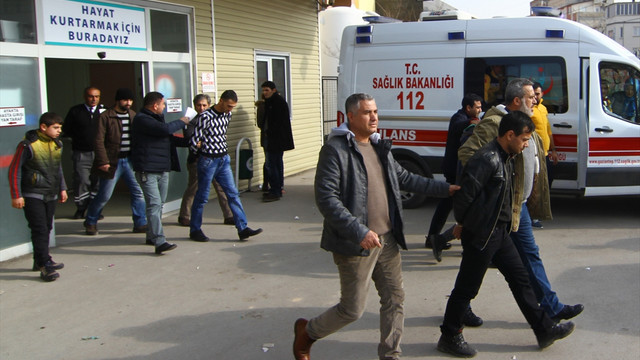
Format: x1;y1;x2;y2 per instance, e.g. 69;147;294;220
536;321;575;349
532;220;543;229
132;225;148;233
39;266;60;282
84;221;98;235
32;260;64;272
155;242;177;254
551;304;584;323
189;230;210;242
437;332;477;358
262;193;281;202
463;307;483;327
238;227;263;241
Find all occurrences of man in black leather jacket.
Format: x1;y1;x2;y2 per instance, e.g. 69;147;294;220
293;93;457;360
437;111;575;358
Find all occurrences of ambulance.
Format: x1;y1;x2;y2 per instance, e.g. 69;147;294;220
337;15;640;208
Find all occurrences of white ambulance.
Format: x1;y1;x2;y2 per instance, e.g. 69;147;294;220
337;16;640;208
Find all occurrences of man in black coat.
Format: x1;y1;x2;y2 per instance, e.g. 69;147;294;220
260;81;294;202
63;87;103;219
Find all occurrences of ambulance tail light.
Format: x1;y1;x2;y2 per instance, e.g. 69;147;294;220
546;29;564;39
448;31;465;40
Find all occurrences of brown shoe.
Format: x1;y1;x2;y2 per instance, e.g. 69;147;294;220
177;217;190;227
293;318;315;360
84;221;98;235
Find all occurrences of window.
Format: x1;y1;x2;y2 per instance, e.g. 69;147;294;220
0;0;36;43
464;56;568;113
255;53;291;105
599;63;640;124
633;26;640;37
150;10;189;53
620;27;623;39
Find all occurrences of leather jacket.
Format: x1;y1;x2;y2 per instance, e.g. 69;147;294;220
315;123;451;257
453;139;513;249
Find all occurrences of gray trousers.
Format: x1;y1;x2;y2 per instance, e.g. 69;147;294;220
71;150;98;210
307;232;405;360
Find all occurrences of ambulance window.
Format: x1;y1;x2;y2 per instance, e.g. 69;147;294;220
464;57;568;113
599;63;640;124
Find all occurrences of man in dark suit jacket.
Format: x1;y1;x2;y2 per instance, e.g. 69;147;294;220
63;87;103;219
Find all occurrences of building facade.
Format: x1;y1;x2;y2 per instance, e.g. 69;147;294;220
0;0;322;261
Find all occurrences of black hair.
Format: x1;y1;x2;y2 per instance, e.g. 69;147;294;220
499;110;535;137
39;112;63;127
143;91;164;107
220;90;238;102
261;81;276;90
461;93;483;108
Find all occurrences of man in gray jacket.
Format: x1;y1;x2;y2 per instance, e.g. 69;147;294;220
293;93;457;360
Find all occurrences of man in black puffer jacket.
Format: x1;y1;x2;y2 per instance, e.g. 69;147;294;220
131;92;189;254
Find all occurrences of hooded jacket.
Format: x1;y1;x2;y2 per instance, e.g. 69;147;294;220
315;123;450;256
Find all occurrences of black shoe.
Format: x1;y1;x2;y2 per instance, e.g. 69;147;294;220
39;266;60;282
33;260;64;271
262;193;281;202
238;227;263;241
536;321;575;349
132;225;148;233
425;234;452;250
189;230;210;242
98;214;104;220
145;239;155;246
463;307;483;327
155;242;177;254
73;210;85;219
431;234;450;262
437;332;477;358
551;304;584;323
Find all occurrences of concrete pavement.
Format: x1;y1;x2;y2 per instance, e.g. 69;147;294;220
1;169;639;360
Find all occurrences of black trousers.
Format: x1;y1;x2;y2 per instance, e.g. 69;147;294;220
441;224;555;336
23;197;56;267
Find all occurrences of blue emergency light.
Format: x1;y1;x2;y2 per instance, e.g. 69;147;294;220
356;36;372;44
357;25;372;34
448;31;465;40
546;29;564;38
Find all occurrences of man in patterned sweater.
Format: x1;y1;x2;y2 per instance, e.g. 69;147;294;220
188;90;263;242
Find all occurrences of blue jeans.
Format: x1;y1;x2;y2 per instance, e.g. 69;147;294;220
136;172;168;246
190;155;248;233
86;158;146;227
511;204;564;317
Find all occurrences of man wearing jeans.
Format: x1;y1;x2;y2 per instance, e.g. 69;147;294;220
292;93;455;360
85;88;146;235
188;90;262;242
130;91;189;254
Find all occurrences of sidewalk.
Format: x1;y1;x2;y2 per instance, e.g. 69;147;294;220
1;169;638;360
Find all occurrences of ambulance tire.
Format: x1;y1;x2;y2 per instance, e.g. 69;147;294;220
396;158;429;209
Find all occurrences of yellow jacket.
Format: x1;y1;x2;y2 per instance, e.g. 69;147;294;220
531;99;552;155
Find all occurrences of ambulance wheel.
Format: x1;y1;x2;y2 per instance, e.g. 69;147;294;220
396;158;429;209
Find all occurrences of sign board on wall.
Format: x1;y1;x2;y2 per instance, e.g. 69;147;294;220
202;72;215;93
166;98;182;113
0;107;26;127
41;0;147;50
